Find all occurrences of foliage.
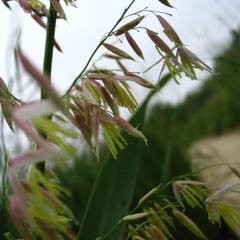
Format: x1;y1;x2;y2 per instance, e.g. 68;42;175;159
59;29;240;239
135;29;240;238
1;0;240;240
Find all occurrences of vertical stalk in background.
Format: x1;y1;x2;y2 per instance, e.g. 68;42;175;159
42;2;57;98
37;2;57;173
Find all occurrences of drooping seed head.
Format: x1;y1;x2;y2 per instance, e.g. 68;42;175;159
146;29;174;57
156;15;182;44
103;43;135;61
115;15;145;36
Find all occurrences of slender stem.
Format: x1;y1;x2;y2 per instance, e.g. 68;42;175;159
64;0;136;97
42;3;57;99
37;3;57;173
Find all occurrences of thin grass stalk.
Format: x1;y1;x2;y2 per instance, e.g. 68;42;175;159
42;2;57;98
64;0;136;96
37;2;57;173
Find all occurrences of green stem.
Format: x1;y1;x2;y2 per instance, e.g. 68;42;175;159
64;0;136;97
37;3;57;173
42;3;57;99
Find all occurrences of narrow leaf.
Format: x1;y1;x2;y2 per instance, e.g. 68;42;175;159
54;39;63;52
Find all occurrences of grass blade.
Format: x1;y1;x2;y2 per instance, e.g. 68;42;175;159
78;74;171;240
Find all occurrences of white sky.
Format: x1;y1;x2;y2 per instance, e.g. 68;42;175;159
1;0;240;106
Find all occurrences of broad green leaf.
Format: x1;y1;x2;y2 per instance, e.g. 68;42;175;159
78;74;171;240
216;56;240;68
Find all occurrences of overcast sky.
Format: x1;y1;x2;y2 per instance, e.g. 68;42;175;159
1;0;240;105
